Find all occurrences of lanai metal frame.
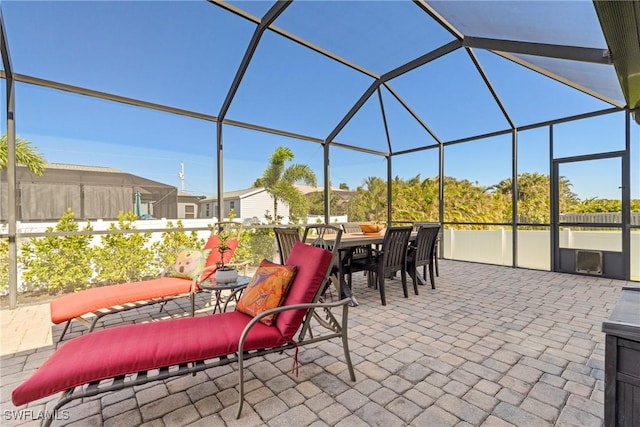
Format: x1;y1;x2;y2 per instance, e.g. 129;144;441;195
1;1;638;307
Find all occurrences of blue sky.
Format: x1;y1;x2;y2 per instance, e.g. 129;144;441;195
1;1;638;201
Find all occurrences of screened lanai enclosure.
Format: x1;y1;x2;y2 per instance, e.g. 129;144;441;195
1;1;639;307
0;164;177;221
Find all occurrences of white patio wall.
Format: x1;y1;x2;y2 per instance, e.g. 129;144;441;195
7;222;639;293
443;228;640;279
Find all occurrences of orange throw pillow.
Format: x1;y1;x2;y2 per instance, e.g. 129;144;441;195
236;262;297;326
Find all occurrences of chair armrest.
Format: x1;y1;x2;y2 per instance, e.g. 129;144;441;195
238;298;351;351
221;283;250;312
187;265;218;293
226;260;250;275
196;265;217;283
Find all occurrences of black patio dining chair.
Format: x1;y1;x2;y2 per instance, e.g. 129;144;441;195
413;222;441;278
302;224;342;249
274;227;301;264
340;222;371;264
341;222;363;233
346;226;412;306
407;224;441;291
302;224;347;300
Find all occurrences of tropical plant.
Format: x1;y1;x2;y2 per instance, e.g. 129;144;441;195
253;146;317;223
19;209;93;294
441;177;504;228
0;134;46;176
347;176;387;223
392;174;439;222
214;229;235;269
306;190;348;216
491;173;580;223
93;211;155;284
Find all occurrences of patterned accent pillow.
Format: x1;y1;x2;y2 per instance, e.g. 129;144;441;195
236;261;297;326
168;248;210;280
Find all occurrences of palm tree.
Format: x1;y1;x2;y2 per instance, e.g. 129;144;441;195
253;146;317;222
0;134;46;176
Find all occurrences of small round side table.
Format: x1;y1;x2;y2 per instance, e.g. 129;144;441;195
199;275;251;313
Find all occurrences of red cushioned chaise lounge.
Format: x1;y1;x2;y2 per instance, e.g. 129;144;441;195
50;227;240;342
13;238;355;426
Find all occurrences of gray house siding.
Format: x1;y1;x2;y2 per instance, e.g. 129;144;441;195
241;191;290;220
1;165;177;221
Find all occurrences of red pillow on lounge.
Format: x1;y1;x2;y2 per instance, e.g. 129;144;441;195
203;234;239;268
276;243;333;338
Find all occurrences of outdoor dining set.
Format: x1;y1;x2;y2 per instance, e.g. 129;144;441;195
275;222;441;306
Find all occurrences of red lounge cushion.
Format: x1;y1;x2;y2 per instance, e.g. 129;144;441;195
276;242;333;338
12;312;285;406
203;234;239;268
50;277;193;324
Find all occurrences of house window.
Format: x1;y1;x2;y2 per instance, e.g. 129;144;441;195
205;204;210;217
230;201;235;210
185;205;194;219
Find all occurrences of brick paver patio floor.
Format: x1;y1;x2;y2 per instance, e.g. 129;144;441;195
1;259;634;426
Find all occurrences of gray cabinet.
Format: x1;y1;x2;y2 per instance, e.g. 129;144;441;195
602;287;640;427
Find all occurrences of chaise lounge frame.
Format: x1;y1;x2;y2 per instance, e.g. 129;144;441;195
49;298;352;424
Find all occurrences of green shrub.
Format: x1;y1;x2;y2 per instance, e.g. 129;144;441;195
151;220;205;272
235;226;275;266
93;211;155;284
20;209;94;294
0;238;8;295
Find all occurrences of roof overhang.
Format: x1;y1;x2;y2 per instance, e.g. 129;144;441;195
593;0;640;114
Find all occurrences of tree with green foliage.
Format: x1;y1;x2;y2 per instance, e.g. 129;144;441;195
234;227;275;265
573;197;640;213
93;211;155;284
491;173;580;223
348;175;503;227
306;190;348;216
0;134;46;176
392;175;439;222
19;209;93;294
347;176;387;223
441;177;504;227
151;220;205;272
253;146;317;223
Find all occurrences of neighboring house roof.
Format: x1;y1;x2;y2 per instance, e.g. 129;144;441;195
45;162;124;173
200;187;266;203
201;185;353;203
178;190;205;198
294;184;326;195
295;184;353;197
177;191;206;202
30;163;176;190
